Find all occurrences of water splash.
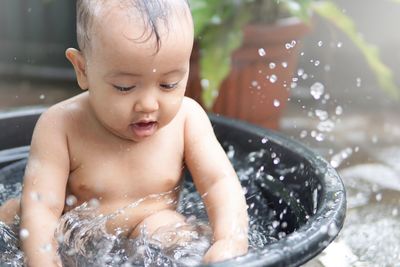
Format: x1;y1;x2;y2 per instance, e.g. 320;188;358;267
273;99;281;108
0;145;306;266
330;147;353;168
285;40;297;50
268;75;278;84
310;82;325;100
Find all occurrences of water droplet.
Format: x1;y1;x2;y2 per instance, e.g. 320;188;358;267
269;74;277;83
226;145;235;158
273;99;280;107
278;232;286;239
310;82;325;100
324;65;331;72
152;68;157;73
40;243;52;253
300;130;307;138
317;41;323;47
258;48;266;57
297;68;304;76
88;198;100;208
335;105;343;115
30;192;41;201
200;79;209;89
375;193;382;202
315;109;329;121
314;60;320;66
392;208;398;216
337;42;343;48
39;94;45;100
317;120;335;132
327;223;338;237
66;195;77;206
356;77;362;87
315;133;325;142
251;80;259;87
19;228;30;240
330;147;353;168
210;15;221;24
269;62;276;69
281;62;288;68
273;158;280;164
261;137;268;144
56;233;64;243
285;40;297;49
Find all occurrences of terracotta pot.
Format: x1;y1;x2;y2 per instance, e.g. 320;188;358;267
186;18;311;129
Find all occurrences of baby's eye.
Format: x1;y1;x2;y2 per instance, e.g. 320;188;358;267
113;85;136;92
160;82;178;90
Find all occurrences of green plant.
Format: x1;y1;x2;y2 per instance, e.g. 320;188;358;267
190;0;400;109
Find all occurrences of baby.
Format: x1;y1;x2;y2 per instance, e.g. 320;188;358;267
0;0;248;266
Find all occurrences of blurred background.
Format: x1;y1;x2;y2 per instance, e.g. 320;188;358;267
1;0;399;266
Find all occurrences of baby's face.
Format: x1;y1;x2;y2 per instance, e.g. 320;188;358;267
84;2;193;142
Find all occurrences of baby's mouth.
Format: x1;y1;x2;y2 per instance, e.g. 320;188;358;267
130;121;158;138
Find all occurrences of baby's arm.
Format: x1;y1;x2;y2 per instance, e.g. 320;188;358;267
183;98;249;263
20;109;70;267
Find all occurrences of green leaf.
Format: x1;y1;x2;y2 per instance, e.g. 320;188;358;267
199;26;243;109
194;3;252;109
190;0;218;36
312;1;400;100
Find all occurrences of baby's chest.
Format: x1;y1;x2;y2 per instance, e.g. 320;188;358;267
67;140;184;200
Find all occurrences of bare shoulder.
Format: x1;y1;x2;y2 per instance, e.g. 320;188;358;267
35;93;87;134
181;96;205;113
181;97;210;123
181;97;216;142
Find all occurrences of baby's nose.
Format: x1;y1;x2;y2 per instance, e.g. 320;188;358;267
134;91;159;113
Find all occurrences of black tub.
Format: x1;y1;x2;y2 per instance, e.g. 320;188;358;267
0;108;346;267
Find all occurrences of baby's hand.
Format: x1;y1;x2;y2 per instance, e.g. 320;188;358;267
203;238;248;263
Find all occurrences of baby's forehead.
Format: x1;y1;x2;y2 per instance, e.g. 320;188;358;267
79;0;192;54
90;0;191;36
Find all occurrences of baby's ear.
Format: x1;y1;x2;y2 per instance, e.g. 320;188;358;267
66;48;89;90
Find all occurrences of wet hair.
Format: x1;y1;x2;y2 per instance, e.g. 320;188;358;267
76;0;190;53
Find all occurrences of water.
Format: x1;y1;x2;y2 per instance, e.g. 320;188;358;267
0;145;301;266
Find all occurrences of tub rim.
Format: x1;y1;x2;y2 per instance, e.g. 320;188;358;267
0;107;346;267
